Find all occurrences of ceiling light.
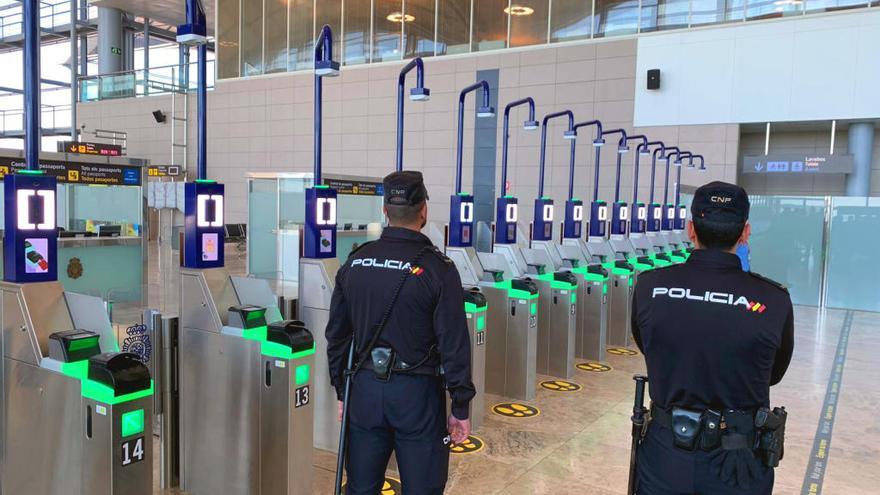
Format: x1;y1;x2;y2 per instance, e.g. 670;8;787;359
386;12;415;23
504;5;535;16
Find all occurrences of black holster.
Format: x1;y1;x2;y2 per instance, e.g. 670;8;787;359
755;406;787;468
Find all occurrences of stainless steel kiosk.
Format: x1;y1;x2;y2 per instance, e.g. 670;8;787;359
447;244;538;401
0;281;154;495
179;268;315;495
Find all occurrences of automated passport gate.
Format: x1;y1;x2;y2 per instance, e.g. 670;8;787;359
560;238;609;362
463;288;488;430
446;246;539;402
0;281;154;495
519;247;577;379
495;240;577;379
178;269;314;494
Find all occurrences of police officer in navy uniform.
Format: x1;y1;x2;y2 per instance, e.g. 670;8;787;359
326;171;475;495
631;182;795;495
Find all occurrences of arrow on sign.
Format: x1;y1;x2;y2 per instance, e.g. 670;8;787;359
755;163;764;172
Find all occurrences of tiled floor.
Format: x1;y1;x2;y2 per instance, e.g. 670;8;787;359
140;244;877;494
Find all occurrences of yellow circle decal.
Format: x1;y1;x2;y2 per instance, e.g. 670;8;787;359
577;362;612;372
449;435;484;454
343;476;401;494
607;347;639;356
540;380;582;392
492;402;540;418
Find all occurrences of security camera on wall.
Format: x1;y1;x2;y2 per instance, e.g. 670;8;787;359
152;110;167;124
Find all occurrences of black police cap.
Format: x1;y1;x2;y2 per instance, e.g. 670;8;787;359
383;171;429;206
691;181;750;223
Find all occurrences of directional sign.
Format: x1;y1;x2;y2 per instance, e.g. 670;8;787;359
58;141;123;157
743;154;854;175
147;165;183;177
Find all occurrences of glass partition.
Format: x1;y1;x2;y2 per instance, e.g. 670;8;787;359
825;197;880;312
747;196;825;306
247;174;385;297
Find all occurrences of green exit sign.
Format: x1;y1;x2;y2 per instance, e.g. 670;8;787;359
111;47;121;55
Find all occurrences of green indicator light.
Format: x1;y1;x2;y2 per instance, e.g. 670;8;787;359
530;303;537;315
540;196;550;200
60;360;89;380
295;365;310;386
550;280;577;290
313;185;330;189
476;315;485;331
194;179;216;183
603;283;608;295
68;337;99;352
464;302;488;313
121;409;145;437
503;195;514;199
629;277;633;287
571;293;577;304
82;380;154;405
19;169;44;175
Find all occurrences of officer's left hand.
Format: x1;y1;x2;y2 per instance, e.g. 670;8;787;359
447;415;471;444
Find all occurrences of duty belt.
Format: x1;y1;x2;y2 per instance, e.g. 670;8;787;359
650;404;754;452
362;348;441;378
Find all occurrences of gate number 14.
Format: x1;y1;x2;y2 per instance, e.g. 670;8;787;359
121;437;145;466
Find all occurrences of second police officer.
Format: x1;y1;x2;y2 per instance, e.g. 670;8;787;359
631;182;795;495
326;171;475;495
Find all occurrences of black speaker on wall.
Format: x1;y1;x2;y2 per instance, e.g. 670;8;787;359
647;69;661;90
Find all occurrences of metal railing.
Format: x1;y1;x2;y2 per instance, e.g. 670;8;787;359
0;104;71;135
78;60;216;103
0;0;96;39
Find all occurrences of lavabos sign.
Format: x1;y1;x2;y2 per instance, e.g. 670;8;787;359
742;154;854;175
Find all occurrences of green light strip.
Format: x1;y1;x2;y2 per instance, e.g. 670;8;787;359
194;179;216;183
464;302;488;313
82;380;154;405
550;280;577;290
243;325;317;360
313;185;330;189
18;169;44;175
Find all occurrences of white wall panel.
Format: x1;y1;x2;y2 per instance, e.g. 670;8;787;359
635;10;880;126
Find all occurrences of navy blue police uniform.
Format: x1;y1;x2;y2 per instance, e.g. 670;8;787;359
326;171;475;495
631;182;794;495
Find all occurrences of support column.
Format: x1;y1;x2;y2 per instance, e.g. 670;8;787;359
98;7;123;74
845;122;875;197
69;0;77;138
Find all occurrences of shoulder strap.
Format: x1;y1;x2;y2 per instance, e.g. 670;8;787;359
352;245;433;371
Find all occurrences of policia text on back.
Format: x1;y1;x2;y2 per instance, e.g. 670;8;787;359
627;182;795;495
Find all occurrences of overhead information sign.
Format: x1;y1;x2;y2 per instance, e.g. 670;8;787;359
0;157;141;186
742;154;854;175
58;141;124;157
147;165;183;177
322;178;384;196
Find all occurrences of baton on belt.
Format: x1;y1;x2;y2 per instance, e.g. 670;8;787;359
628;375;649;495
334;340;356;495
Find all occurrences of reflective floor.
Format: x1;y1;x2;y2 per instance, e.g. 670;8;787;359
143;244;878;494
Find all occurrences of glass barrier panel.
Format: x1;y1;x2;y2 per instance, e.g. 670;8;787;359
248;178;281;281
746;195;825;306
825;197;880;312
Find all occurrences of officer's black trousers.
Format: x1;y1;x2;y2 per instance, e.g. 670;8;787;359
345;371;449;495
637;423;775;495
